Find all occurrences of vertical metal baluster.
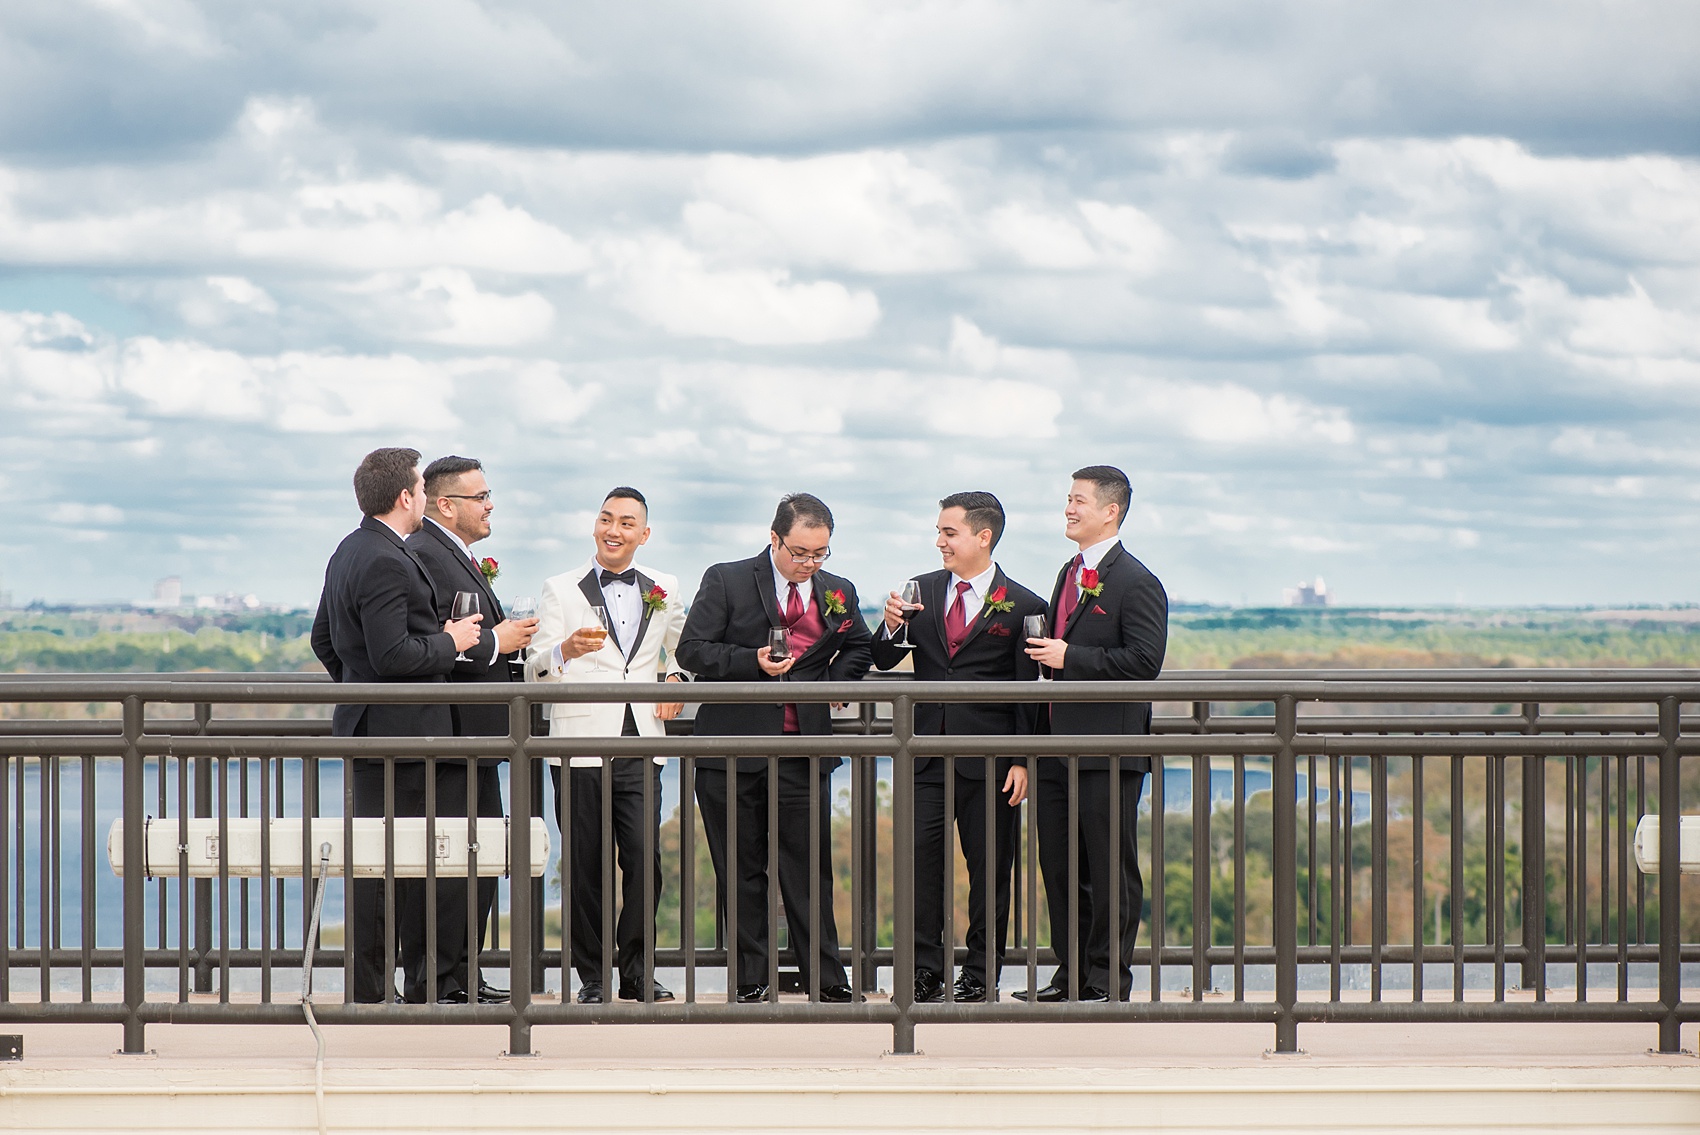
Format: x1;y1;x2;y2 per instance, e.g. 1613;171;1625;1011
424;756;437;1006
1574;753;1587;1001
1449;752;1464;1001
341;760;354;1001
383;756;397;1004
259;755;272;1004
1521;716;1547;999
765;754;778;1001
47;755;59;1000
508;693;535;1057
176;752;189;1001
1615;752;1628;1002
156;745;167;951
942;755;955;1001
561;754;573;1003
121;696;146;1053
1411;754;1424;1002
1490;754;1504;1002
644;753;657;1006
239;755;249;954
81;754;94;1001
1191;750;1209;1000
1328;753;1341;1001
1656;697;1681;1052
601;756;615;1002
1634;752;1646;948
1372;752;1387;1003
217;755;230;1002
1025;754;1038;1001
193;706;212;996
891;693;916;1054
1272;695;1299;1053
807;751;820;1004
848;748;860;1005
1598;746;1609;995
1233;752;1245;1002
1342;752;1353;951
0;753;9;1003
1147;755;1162;1002
1306;751;1318;949
682;756;696;1004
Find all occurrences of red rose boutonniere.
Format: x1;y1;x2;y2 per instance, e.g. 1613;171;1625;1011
823;589;848;616
642;585;668;614
478;557;500;584
981;585;1014;618
1078;567;1103;597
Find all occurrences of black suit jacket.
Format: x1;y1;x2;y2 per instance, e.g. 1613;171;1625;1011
310;516;458;739
407;519;520;740
869;566;1046;778
676;549;873;771
1044;541;1168;773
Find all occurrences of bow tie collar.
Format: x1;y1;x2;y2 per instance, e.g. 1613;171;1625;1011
599;567;638;587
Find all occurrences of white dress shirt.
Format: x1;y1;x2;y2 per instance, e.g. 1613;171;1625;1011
425;516;497;665
596;563;642;660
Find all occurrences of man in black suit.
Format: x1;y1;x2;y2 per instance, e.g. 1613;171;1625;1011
676;493;872;1003
1018;465;1167;1003
310;447;485;1004
406;455;537;1004
869;491;1046;1004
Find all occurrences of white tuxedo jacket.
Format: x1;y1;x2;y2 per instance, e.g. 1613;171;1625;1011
531;558;689;766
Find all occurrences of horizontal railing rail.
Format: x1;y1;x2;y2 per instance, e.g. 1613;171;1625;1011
0;670;1691;1055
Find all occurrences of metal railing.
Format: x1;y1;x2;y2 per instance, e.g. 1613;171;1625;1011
0;670;1694;1056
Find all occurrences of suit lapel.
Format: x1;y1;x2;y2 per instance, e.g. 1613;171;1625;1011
421;519;500;619
1062;543;1122;639
752;554;783;629
627;569;656;663
931;572;950;654
578;569;623;656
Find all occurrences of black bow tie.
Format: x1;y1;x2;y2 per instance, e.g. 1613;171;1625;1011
599;568;637;587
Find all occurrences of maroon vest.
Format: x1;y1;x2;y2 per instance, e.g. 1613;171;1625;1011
782;598;827;732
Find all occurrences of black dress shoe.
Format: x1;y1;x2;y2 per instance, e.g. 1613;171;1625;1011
619;980;675;1002
952;975;988;1002
435;988;470;1004
577;981;604;1004
819;984;855;1003
913;968;945;1003
735;983;770;1003
1011;982;1068;1003
477;981;510;1004
1076;986;1110;1003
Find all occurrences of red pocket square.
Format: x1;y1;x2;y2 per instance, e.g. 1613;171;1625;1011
986;622;1012;637
838;618;853;632
1092;604;1108;615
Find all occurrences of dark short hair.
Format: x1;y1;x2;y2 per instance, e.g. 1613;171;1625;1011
1071;465;1132;527
353;448;421;517
771;492;833;537
938;491;1005;549
603;486;648;517
423;455;483;502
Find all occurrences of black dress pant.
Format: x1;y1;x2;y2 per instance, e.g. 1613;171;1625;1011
1035;765;1145;999
695;757;848;991
348;757;504;1004
914;760;1019;985
549;707;663;990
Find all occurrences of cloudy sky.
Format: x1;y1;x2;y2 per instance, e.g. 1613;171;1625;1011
2;1;1698;609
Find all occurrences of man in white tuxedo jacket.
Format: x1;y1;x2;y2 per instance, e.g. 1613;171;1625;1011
531;487;688;1004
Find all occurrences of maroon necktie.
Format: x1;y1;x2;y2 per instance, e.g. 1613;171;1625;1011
784;581;803;627
944;579;972;655
1053;554;1083;636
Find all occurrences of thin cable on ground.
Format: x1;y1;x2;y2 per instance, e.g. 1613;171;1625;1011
301;842;332;1135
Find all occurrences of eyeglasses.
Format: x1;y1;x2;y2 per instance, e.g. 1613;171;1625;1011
442;491;493;504
779;539;831;565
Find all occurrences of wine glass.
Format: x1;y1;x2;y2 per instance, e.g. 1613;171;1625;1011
896;580;922;647
1023;614;1049;681
767;626;791;661
451;591;481;662
509;596;538;660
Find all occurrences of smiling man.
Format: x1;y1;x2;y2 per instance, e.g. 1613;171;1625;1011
869;491;1047;1004
676;492;872;1004
1019;464;1167;1004
407;454;537;1004
531;487;688;1005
